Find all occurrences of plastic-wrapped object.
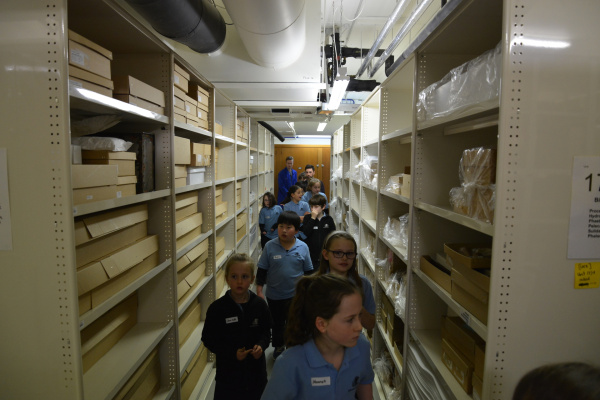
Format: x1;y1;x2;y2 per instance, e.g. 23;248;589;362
72;135;132;151
332;165;343;181
71;115;122;136
384;175;402;195
449;146;497;223
383;214;409;248
373;355;394;388
416;41;501;122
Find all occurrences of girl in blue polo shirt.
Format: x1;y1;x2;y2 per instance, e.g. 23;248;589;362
261;274;374;400
282;185;310;240
259;192;282;249
317;231;376;330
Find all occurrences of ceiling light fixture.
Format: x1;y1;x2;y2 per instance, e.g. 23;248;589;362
317;122;327;131
326;68;350;111
298;135;330;139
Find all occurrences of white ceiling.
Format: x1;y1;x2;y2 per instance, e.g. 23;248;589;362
165;0;411;138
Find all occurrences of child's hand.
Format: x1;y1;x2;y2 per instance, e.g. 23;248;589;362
237;347;252;361
262;231;267;235
250;345;263;359
310;206;321;219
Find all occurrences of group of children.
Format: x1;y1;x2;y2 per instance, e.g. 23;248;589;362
203;192;377;399
203;190;600;400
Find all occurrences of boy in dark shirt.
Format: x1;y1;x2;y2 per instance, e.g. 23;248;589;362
302;194;336;270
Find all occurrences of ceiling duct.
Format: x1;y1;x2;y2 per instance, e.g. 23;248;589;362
124;0;226;53
222;0;306;69
258;121;286;142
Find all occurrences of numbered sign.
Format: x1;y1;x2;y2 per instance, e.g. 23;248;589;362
568;156;600;259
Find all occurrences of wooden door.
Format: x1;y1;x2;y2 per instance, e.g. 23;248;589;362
274;145;331;197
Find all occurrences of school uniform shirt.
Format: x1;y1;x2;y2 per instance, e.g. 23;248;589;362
301;191;329;209
261;334;374;400
322;270;376;316
259;205;283;240
301;214;336;269
283;200;310;240
201;290;272;394
277;168;298;203
257;237;313;300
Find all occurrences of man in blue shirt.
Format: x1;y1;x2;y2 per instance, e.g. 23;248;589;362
256;211;313;359
277;156;297;203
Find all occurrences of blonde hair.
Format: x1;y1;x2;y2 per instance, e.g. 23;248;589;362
224;253;255;278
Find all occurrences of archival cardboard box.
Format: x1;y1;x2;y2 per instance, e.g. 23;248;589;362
420;255;452;293
68;30;112;79
179;300;201;347
113;75;165;107
74;203;148;246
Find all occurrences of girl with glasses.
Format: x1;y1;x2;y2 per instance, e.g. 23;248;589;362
316;231;376;330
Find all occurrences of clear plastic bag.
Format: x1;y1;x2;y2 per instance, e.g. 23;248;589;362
416;41;501;122
383;214;409;248
71;115;122;136
71;135;132;151
373;355;394;387
384;175;402;194
332;165;343;181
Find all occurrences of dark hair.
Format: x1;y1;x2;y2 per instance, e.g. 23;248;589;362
276;210;301;231
285;274;362;347
306;178;321;191
317;231;363;293
282;185;302;204
513;362;600;400
224;253;254;278
309;193;327;207
305;164;315;172
286;156;294;162
261;191;276;209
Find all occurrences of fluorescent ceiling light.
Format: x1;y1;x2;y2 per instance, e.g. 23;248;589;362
326;69;350;111
317;122;327;131
297;135;331;139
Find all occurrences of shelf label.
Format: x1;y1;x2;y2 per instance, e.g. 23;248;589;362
567;156;600;259
0;149;13;251
574;262;600;289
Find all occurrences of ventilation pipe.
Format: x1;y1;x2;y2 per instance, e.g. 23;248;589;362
258;121;286;142
124;0;226;54
221;0;306;69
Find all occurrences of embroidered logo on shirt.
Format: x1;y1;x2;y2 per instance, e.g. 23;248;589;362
251;318;259;327
311;377;331;386
266;216;270;219
313;226;319;229
225;316;238;324
273;255;282;259
324;224;330;228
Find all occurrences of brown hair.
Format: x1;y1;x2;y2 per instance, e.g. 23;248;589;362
285;274;362;347
261;191;276;208
306;178;321;191
513;362;600;400
316;231;363;293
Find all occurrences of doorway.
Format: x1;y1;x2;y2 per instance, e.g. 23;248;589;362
274;145;331;198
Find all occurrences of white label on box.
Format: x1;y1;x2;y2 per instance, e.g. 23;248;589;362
185;105;190;113
568;156;600;259
197;110;203;119
117;191;122;198
174;75;180;84
70;48;86;66
0;149;13;250
198;95;203;103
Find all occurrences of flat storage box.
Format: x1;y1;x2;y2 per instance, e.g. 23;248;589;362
215;267;225;296
69;65;113;98
71;164;118;189
215;201;227;217
80;295;137;373
77;235;159;297
475;342;485;379
420;255;451;293
174;108;187;124
441;338;473;394
189;83;210;108
186;167;206;185
108;133;155;193
190;143;211;167
215;122;223;136
114;348;160;400
83;159;135;177
237;225;246;242
444;243;492;269
441;316;485;363
113;75;165;108
179;300;201;347
68;30;112;79
173;63;190;92
177;238;209;272
73;185;118;205
117;183;136;198
472;373;483;400
176;191;198;210
113;94;165;115
174;136;191;165
177;259;206;305
451;267;490;304
176;213;203;239
216;236;225;258
174;165;188;179
82;150;137;177
74;204;148;246
451;280;489;324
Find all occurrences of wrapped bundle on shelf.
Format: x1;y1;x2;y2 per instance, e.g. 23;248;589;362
383;214;409;249
386;272;407;317
332;165;343;182
449;147;496;223
416;42;501;122
373;354;395;390
358;155;378;187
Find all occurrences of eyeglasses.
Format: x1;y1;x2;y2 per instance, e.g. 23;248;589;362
327;250;357;259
